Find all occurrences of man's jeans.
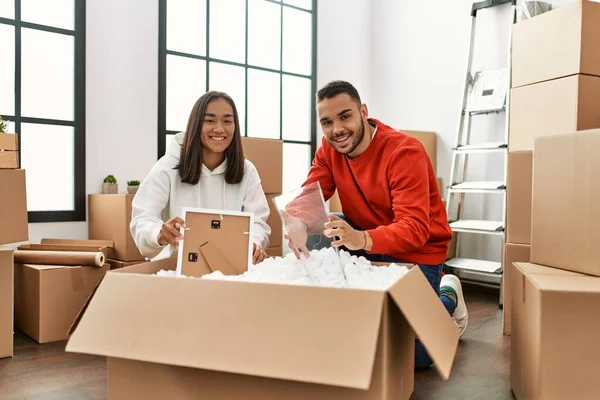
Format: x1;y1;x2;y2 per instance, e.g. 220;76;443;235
318;213;456;369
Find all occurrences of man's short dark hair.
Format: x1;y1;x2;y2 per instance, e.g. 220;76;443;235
316;80;362;105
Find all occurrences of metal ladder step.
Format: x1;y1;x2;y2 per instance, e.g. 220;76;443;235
454;141;507;153
467;106;506;116
445;257;502;274
449;181;505;193
449;219;503;235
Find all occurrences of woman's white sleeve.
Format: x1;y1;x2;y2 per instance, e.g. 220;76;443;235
130;163;171;259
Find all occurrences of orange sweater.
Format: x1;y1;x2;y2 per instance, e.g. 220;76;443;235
290;118;452;265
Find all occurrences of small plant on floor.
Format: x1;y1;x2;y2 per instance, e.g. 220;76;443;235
0;116;8;133
102;174;118;194
127;180;141;195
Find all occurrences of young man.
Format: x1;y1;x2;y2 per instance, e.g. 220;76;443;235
283;80;468;370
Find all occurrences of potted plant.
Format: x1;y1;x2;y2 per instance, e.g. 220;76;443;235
102;174;118;194
127;180;140;194
0;115;8;133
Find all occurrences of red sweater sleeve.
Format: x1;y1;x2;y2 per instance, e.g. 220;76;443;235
284;142;335;232
367;146;431;255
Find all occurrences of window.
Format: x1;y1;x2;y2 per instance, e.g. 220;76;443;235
158;0;316;193
0;0;86;222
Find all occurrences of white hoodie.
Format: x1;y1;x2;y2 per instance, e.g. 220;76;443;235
130;132;271;259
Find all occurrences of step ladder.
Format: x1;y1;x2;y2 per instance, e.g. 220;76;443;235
445;0;516;290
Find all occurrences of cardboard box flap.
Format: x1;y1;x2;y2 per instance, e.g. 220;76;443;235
387;267;460;380
19;263;81;271
40;238;114;248
528;274;600;293
67;273;386;389
18;244;108;253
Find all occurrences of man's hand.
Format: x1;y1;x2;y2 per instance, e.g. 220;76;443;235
157;217;186;247
252;243;266;264
323;214;372;251
280;210;310;259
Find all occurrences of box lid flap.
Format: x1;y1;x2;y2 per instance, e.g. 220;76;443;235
21;263;81;271
40;238;114;248
18;243;108;252
387;267;460;380
67;273;386;389
529;274;600;293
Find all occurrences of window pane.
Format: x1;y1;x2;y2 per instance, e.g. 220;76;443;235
167;0;207;56
209;0;245;63
282;75;311;142
282;7;311;75
248;0;281;70
283;0;312;10
0;24;14;116
209;62;246;135
165;133;175;156
283;143;311;193
21;123;74;211
166;55;206;132
247;69;279;139
21;0;74;30
22;29;74;121
0;0;14;19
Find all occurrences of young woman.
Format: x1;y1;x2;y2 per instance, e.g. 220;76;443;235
130;91;271;264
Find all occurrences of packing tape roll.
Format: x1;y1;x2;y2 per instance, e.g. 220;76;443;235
14;250;105;267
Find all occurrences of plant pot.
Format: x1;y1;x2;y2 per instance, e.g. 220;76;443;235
102;182;118;194
127;185;139;195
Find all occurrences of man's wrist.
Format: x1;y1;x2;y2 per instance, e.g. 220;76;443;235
363;230;373;252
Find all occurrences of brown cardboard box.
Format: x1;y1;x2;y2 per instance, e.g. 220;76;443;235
89;194;145;262
501;243;530;336
66;257;460;400
266;194;282;247
0;133;18;169
0;169;28;245
402;130;437;172
512;0;600;88
506;151;533;244
531;131;600;276
509;74;600;151
0;248;14;358
265;246;282;257
14;263;108;343
511;264;599;400
107;259;144;270
242;137;283;194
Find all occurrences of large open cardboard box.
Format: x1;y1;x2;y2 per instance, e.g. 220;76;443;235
512;0;600;88
0;248;14;358
530;130;600;276
67;257;460;400
511;262;599;399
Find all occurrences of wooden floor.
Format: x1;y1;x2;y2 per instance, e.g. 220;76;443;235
0;284;512;400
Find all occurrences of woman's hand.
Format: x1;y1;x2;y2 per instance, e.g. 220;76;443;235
157;217;186;247
252;243;266;264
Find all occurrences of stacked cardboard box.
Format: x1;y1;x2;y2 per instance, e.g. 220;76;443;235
503;0;600;335
0;168;28;358
509;131;600;399
88;194;146;269
14;239;110;343
242;137;283;257
0;132;19;169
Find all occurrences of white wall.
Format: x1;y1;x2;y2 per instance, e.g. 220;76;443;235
23;0;158;245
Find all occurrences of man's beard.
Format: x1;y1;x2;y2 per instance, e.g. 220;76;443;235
332;120;365;156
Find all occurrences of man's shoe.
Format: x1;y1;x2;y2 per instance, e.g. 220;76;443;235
440;274;468;337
